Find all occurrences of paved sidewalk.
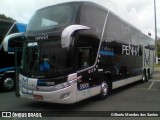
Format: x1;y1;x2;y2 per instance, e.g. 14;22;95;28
155;68;160;72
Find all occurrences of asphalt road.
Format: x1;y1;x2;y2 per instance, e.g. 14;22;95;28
0;72;160;120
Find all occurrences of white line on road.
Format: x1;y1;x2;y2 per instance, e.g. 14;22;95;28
140;88;157;91
150;80;160;82
148;81;155;90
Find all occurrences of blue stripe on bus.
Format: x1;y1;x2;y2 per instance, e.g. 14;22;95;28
0;67;15;73
99;51;114;56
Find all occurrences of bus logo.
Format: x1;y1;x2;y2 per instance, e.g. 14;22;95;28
22;77;28;85
122;44;139;56
35;35;48;40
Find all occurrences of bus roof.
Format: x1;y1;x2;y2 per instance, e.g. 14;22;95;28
0;19;15;24
38;1;108;13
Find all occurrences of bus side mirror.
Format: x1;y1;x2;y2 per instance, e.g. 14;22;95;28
61;25;90;49
2;33;25;53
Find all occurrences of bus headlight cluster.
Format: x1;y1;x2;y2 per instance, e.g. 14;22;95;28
60;92;71;99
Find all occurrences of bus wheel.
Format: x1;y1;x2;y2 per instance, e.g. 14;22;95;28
142;74;146;83
142;73;148;83
98;81;109;99
145;73;149;82
2;77;15;91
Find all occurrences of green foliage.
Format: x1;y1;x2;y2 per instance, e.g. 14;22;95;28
157;44;160;57
155;64;160;68
0;14;15;21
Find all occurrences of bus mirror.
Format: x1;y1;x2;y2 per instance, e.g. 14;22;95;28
2;33;25;52
61;25;90;49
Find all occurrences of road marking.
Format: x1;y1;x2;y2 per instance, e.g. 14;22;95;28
140;80;159;91
140;88;157;91
148;81;155;90
150;80;160;82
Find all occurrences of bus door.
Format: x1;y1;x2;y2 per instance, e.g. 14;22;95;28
76;46;100;100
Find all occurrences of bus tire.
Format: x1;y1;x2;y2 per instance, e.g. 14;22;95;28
142;72;148;83
97;80;109;99
145;72;149;82
1;77;15;91
147;69;150;79
142;72;146;83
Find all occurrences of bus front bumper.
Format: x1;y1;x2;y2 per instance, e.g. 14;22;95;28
19;83;77;104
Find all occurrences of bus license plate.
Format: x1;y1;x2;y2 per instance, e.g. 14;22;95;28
33;95;43;100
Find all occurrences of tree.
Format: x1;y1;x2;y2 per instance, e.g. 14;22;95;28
157;44;160;57
0;14;15;21
157;38;160;57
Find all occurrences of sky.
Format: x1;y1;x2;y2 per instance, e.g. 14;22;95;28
0;0;160;39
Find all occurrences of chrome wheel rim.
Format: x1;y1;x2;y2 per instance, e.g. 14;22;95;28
101;82;108;96
142;75;145;82
4;78;14;90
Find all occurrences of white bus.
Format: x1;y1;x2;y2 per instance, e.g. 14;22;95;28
14;2;155;103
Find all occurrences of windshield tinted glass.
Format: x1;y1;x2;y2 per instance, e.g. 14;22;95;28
27;3;79;33
22;40;73;78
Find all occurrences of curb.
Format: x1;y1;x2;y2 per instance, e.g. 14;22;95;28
154;69;160;72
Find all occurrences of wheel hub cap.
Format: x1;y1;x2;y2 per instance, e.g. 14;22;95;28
4;78;14;89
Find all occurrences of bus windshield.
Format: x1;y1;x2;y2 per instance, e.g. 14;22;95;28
26;3;79;33
22;40;73;78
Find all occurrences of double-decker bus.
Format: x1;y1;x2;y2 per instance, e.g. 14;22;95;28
15;2;155;103
0;19;26;91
